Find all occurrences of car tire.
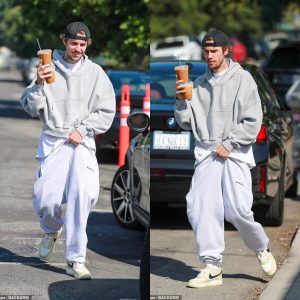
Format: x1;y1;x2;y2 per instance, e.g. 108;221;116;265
264;162;285;226
140;226;150;300
111;164;141;229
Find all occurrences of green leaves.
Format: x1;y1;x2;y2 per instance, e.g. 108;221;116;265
0;0;149;69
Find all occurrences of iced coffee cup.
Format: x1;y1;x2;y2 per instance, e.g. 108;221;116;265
179;81;193;100
37;49;55;84
175;64;189;83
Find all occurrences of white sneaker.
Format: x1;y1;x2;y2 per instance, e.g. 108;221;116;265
39;228;62;260
187;264;222;288
66;261;91;280
257;249;277;276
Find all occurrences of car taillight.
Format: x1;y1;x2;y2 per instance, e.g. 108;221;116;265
256;126;267;143
260;165;266;193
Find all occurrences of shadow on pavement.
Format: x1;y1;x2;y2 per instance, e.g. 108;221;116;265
0;247;65;275
87;211;145;266
48;278;139;300
151;255;267;284
0;78;24;84
0;99;34;119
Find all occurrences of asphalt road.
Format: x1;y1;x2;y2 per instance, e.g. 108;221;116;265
150;184;300;298
0;69;144;300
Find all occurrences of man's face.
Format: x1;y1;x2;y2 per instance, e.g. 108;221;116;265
64;38;88;63
203;46;228;71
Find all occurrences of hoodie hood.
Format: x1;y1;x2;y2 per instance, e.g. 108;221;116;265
52;49;92;75
205;59;243;87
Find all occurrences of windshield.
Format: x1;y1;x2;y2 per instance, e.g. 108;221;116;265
151;69;204;103
109;72;150;95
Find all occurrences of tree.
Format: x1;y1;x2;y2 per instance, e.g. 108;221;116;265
0;0;149;69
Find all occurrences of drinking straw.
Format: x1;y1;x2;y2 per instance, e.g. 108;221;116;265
175;52;181;65
36;38;42;51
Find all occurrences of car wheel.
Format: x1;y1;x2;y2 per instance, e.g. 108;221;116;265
111;164;141;229
140;226;150;300
264;162;285;226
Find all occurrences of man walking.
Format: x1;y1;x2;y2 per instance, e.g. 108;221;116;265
20;22;116;279
175;29;276;288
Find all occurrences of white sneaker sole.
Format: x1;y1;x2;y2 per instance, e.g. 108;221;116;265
187;279;223;288
66;268;91;280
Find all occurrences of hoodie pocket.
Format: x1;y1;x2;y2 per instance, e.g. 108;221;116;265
52;99;88;129
207;110;231;140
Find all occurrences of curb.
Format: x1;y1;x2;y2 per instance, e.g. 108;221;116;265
259;226;300;300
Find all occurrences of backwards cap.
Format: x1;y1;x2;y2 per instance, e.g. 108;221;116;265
61;22;91;41
202;30;231;47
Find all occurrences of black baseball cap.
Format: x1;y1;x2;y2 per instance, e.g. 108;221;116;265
202;30;231;47
61;22;91;41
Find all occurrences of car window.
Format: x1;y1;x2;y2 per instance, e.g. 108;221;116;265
156;41;184;49
109;72;150;95
151;75;175;100
266;47;300;68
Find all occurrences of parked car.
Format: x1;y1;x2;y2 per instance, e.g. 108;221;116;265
96;70;150;151
150;60;297;226
150;35;202;60
262;41;300;110
110;111;150;300
21;57;39;86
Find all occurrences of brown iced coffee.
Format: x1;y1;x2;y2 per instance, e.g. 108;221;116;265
179;82;193;99
174;64;189;83
37;49;55;84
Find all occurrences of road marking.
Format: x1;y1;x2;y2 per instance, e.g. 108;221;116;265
91;208;112;213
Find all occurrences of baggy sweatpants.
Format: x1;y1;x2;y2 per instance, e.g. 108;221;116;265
33;142;99;263
186;153;269;265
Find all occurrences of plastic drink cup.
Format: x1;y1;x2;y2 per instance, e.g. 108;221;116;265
174;64;189;83
37;49;55;84
179;81;193;99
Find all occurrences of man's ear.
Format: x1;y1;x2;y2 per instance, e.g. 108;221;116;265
223;46;229;56
62;38;68;46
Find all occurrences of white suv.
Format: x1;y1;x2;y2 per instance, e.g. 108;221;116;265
150;35;202;60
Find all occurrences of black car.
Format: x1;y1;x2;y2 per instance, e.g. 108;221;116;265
96;70;150;151
262;41;300;110
110;111;150;300
150;60;297;226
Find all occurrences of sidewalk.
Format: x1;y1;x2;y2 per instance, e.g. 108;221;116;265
259;226;300;300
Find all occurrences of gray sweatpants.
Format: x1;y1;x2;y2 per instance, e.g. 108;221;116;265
186;153;269;266
33;143;99;262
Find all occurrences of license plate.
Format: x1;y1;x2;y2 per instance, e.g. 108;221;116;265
153;131;191;150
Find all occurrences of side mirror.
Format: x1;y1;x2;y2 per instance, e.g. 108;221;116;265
127;112;150;133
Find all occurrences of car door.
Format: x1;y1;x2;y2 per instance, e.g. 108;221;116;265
132;132;150;214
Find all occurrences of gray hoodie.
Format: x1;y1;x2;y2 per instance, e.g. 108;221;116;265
174;60;263;152
20;50;116;138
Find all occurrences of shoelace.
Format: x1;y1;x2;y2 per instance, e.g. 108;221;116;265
258;251;270;264
42;233;56;248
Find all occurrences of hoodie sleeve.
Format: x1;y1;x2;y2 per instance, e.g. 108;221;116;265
75;69;116;137
222;75;263;151
19;77;46;117
174;99;192;131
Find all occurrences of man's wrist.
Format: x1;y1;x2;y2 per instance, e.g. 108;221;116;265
35;79;44;86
